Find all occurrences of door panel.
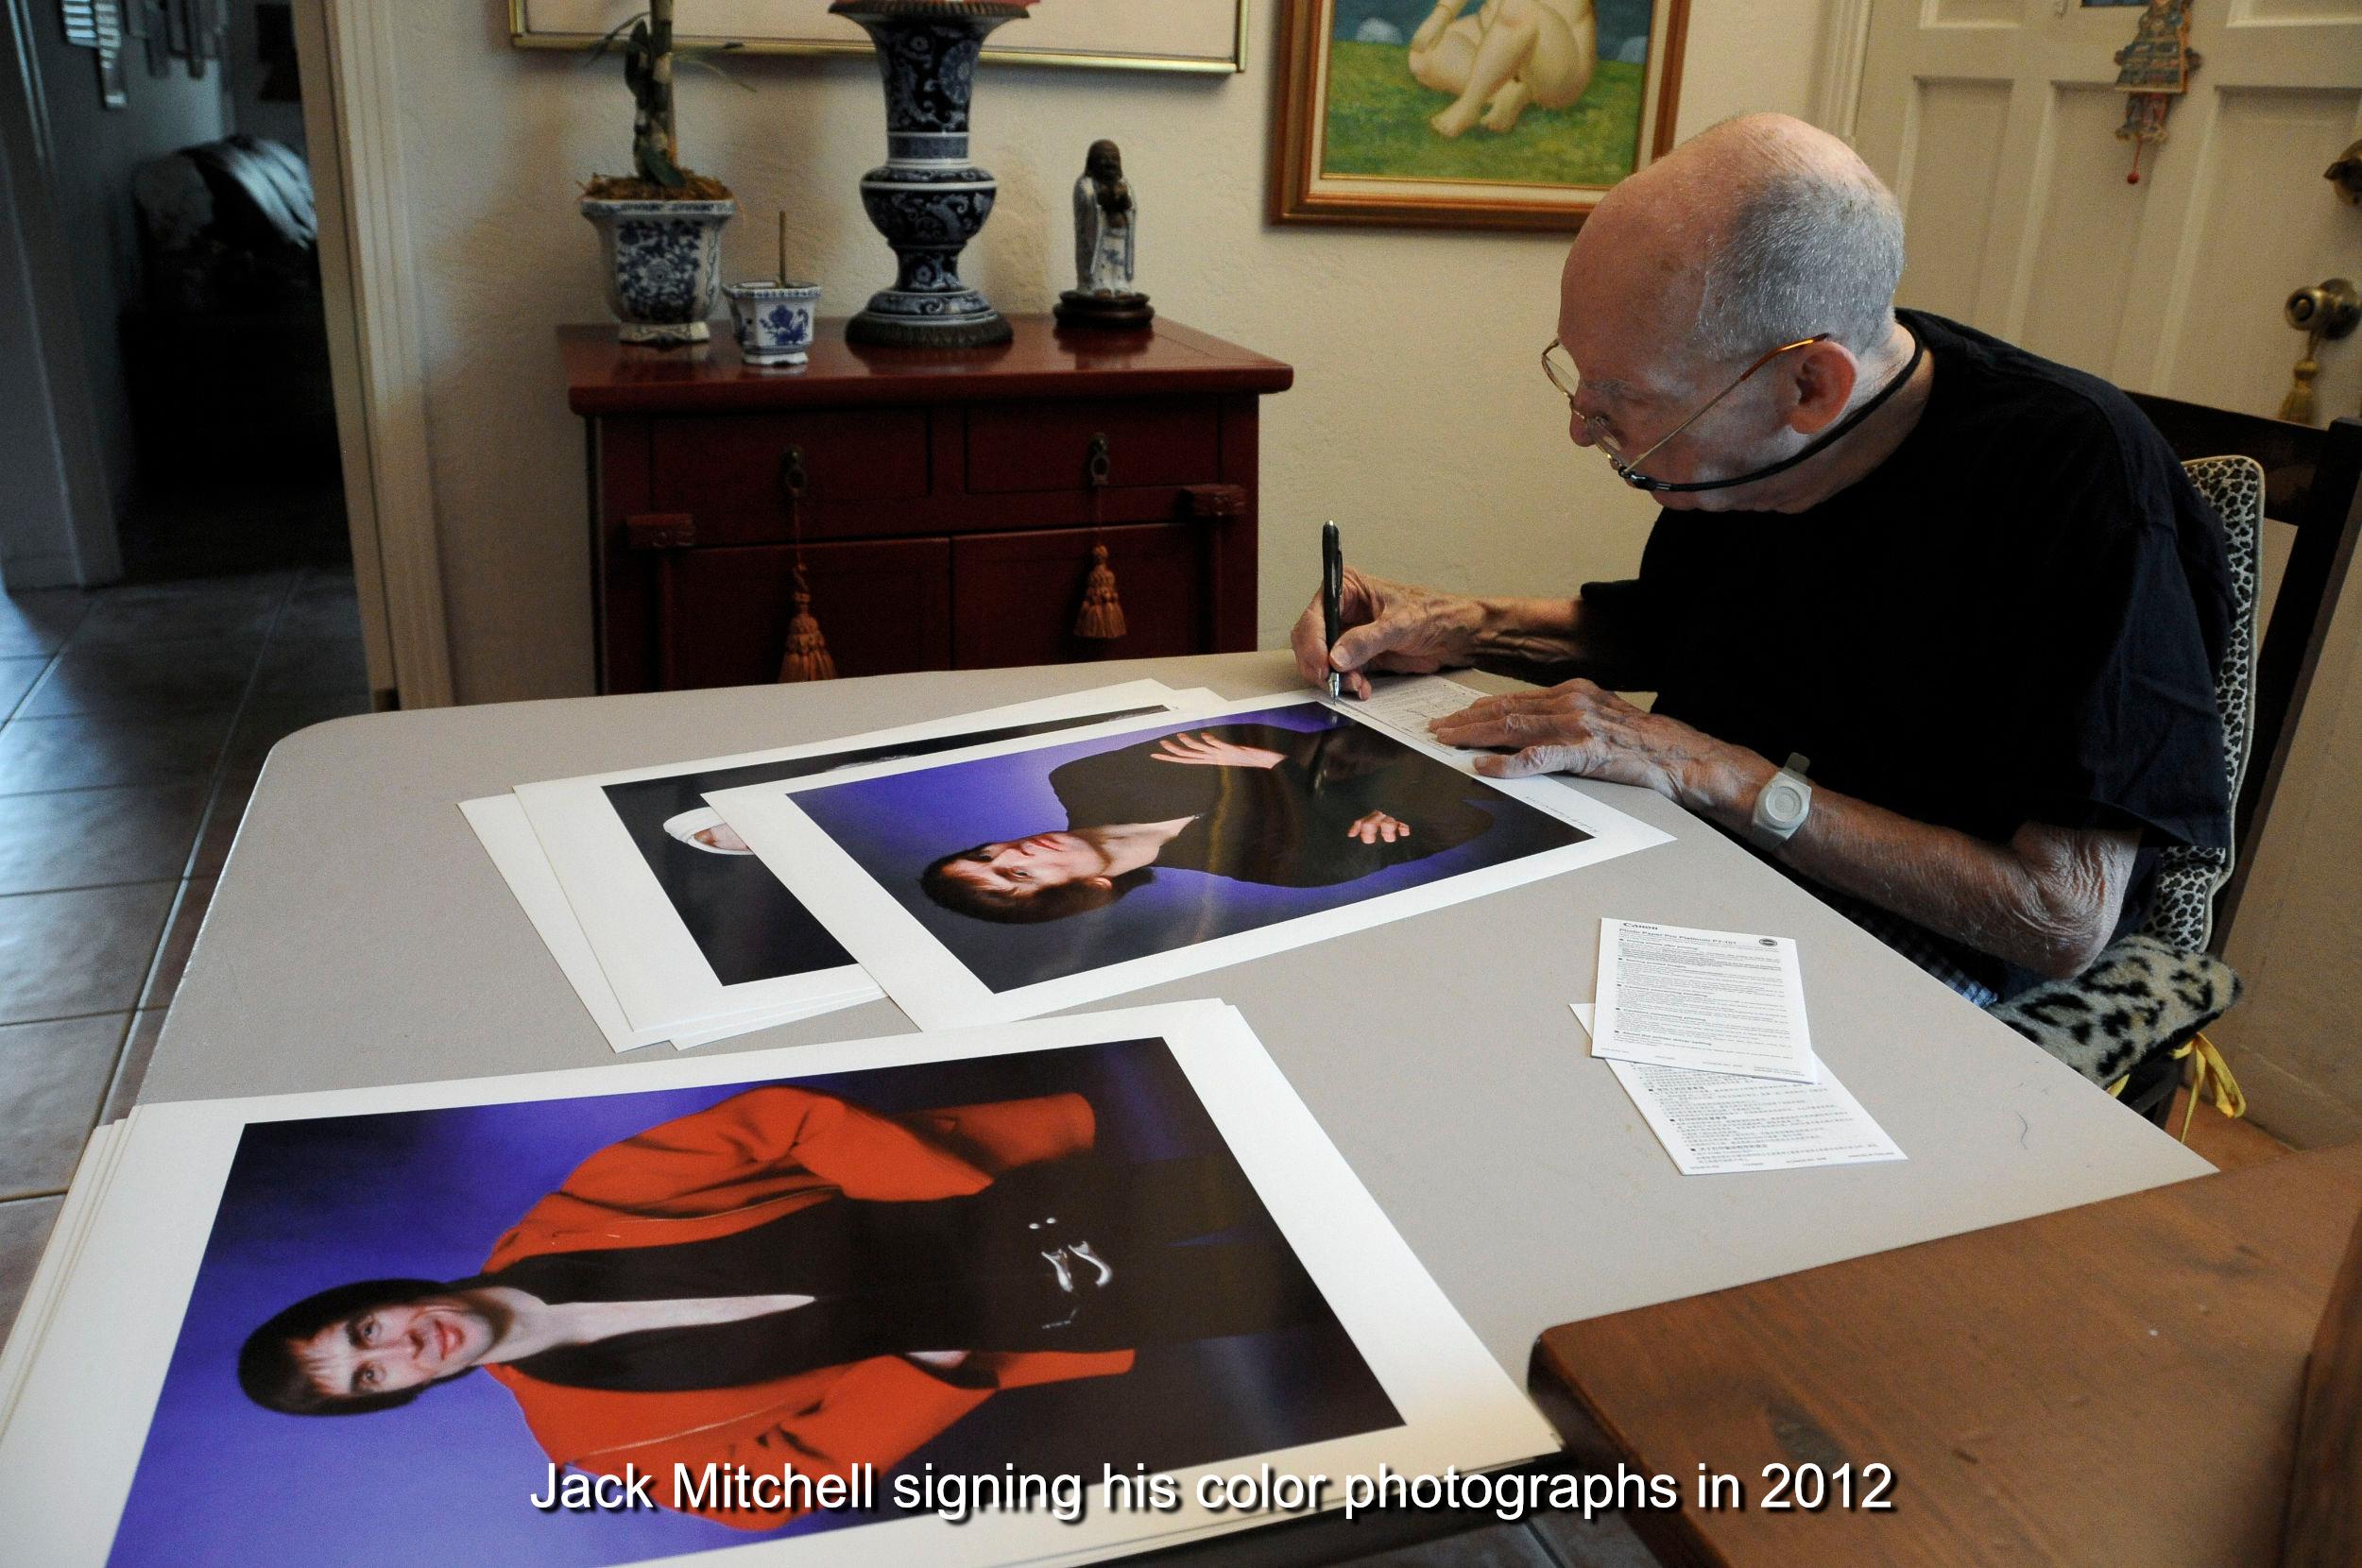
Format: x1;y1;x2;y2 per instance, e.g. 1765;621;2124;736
1893;79;2015;322
2165;88;2362;416
2018;87;2151;374
1857;0;2362;414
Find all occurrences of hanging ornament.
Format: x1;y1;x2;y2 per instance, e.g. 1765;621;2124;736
1074;544;1128;640
779;566;838;683
774;446;838;683
1072;432;1128;642
2112;0;2199;185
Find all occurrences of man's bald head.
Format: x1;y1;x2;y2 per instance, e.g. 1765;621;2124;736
1565;114;1906;374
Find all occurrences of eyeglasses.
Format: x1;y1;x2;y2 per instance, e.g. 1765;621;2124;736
1542;334;1832;493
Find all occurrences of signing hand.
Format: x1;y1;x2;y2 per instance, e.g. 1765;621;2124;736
1152;732;1285;770
1346;810;1412;844
1429;680;1757;810
1290;570;1486;700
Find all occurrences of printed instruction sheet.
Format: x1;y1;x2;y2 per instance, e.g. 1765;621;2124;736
1574;1003;1905;1176
1591;918;1818;1083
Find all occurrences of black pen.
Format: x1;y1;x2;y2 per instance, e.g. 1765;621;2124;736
1321;520;1344;700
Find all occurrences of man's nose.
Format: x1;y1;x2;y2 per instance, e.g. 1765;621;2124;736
1567;408;1597;448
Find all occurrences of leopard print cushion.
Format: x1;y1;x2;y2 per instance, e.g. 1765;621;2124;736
2139;455;2262;954
1989;932;2241;1084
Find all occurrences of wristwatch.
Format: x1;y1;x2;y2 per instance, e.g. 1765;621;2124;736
1747;753;1813;854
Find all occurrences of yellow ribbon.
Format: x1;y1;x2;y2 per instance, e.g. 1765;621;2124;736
2106;1031;2247;1143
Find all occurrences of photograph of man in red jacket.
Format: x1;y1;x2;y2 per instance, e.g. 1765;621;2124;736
234;1079;1335;1533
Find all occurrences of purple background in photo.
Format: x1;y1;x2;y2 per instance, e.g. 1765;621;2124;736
793;704;1588;993
106;1041;1397;1568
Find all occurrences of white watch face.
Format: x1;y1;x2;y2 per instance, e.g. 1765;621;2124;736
1762;780;1806;827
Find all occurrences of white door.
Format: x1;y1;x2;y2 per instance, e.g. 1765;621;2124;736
1843;0;2362;1146
1851;0;2361;420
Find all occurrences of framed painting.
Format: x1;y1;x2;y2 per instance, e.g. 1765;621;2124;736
1271;0;1692;230
509;0;1251;75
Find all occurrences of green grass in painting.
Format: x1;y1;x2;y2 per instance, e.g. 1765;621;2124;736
1321;40;1640;187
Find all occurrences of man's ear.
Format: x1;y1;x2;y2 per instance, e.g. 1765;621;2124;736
1786;340;1861;435
1086;876;1114;891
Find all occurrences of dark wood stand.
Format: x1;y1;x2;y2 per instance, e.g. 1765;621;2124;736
563;317;1292;692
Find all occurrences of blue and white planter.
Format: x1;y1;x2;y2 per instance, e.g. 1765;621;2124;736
581;197;737;346
726;281;823;366
830;1;1027;349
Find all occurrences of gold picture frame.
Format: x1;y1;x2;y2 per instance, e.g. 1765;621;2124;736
508;0;1251;76
1271;0;1690;231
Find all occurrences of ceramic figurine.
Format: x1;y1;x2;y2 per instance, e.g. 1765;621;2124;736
1055;140;1155;333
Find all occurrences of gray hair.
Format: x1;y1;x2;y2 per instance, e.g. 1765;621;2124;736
1692;145;1906;363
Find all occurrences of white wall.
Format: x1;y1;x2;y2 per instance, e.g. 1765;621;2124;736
382;1;1831;704
29;8;230;510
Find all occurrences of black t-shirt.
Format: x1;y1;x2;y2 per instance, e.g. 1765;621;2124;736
1584;311;2233;984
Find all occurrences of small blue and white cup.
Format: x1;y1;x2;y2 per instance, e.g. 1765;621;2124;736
726;281;822;366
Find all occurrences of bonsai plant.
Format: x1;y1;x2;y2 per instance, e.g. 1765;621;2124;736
579;1;738;345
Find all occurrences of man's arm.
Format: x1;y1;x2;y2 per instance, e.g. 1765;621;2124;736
488;1088;1000;1267
1431;682;2136;979
1289;571;1655;698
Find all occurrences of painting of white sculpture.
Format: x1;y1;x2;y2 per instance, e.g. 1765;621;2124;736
1275;0;1693;230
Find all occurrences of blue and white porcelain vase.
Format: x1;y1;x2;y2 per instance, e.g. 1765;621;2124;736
829;0;1026;349
580;197;737;346
725;281;823;366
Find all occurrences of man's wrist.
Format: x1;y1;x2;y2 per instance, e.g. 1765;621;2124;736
1680;747;1778;828
1468;594;1575;665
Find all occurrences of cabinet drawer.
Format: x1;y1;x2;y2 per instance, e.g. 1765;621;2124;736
652;410;930;543
951;524;1205;670
965;398;1220;494
669;538;950;688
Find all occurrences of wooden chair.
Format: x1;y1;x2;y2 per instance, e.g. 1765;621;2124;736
2127;400;2362;951
1990;405;2361;1127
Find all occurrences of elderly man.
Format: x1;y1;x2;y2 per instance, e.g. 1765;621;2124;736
1293;113;2231;1004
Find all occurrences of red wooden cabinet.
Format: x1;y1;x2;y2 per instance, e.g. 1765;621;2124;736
565;318;1293;693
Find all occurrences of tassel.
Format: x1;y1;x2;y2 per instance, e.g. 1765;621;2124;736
1074;543;1127;640
778;571;838;682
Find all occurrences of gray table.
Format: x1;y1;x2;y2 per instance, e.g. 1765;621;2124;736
149;653;2209;1380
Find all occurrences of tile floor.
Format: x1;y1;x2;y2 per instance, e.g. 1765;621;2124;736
0;567;370;1338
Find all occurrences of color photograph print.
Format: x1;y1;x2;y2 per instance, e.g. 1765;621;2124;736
597;701;1176;988
509;683;1195;1043
104;1038;1398;1567
1274;0;1692;229
708;694;1669;1027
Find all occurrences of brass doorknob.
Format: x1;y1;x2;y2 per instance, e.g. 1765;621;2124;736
2285;279;2360;338
2280;280;2357;426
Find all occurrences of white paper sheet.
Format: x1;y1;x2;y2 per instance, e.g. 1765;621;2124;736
0;1122;125;1437
709;692;1672;1031
0;1002;1556;1568
1344;674;1496;757
496;682;1210;1044
1574;1004;1906;1176
459;795;866;1052
1591;918;1818;1083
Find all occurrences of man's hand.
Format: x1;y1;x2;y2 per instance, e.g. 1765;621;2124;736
1291;570;1487;699
1346;810;1412;844
1152;731;1284;769
1429;680;1761;810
